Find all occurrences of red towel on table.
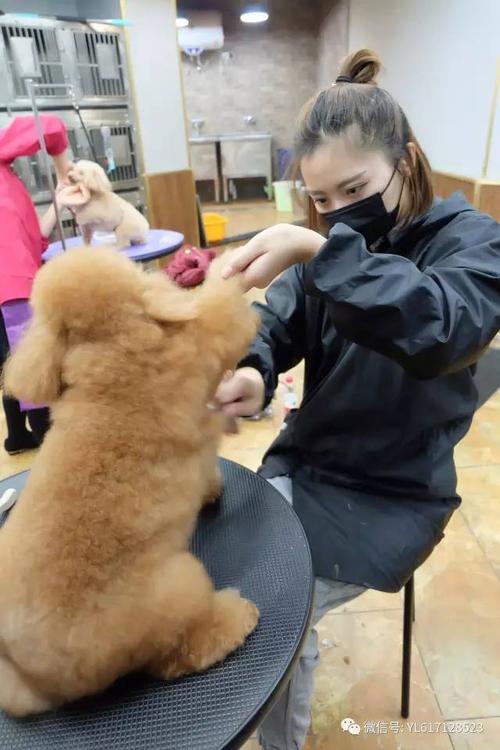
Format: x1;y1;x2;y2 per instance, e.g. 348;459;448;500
166;245;216;288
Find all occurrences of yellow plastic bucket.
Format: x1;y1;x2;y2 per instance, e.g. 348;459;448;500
203;212;228;243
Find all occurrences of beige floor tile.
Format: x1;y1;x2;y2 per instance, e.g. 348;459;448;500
460;491;500;578
457;463;500;577
203;198;305;242
454;399;500;468
457;464;500;501
240;734;316;749
0;444;34;481
450;717;500;749
313;611;452;749
240;737;260;750
333;587;402;614
317;730;453;750
410;511;500;718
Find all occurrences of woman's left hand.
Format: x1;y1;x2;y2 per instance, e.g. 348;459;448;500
221;223;325;291
52;151;74;187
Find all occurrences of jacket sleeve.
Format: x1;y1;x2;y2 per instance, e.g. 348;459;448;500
239;264;306;405
0;115;68;163
304;218;500;378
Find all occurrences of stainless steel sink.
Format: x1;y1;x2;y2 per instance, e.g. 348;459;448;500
189;132;272;202
189;131;271;143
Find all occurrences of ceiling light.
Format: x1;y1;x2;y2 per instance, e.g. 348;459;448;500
176;17;189;28
240;4;269;24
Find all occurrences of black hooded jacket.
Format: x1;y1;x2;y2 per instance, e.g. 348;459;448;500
240;194;500;592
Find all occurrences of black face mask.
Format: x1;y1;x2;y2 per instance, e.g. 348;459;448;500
322;167;403;246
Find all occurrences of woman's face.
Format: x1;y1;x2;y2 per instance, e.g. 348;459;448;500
300;136;406;216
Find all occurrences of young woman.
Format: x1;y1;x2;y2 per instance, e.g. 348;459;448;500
216;49;500;749
0;114;76;454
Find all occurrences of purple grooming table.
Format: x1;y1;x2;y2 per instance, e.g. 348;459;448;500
3;230;183;412
1;300;40;411
43;229;185;264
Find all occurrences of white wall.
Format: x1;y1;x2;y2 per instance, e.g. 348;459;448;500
485;67;500;180
349;0;499;178
121;0;189;174
317;0;349;90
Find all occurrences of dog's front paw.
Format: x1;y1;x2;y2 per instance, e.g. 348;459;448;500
216;588;260;637
240;597;260;636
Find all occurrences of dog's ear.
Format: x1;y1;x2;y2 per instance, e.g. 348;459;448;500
143;288;199;323
58;183;90;208
82;163;112;194
142;275;199;323
3;317;65;404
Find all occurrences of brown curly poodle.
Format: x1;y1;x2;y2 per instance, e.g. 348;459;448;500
0;247;259;717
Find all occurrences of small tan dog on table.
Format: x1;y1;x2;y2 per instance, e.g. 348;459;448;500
63;159;149;247
0;247;259;717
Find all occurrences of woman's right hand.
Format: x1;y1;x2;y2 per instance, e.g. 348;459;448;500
213;367;265;418
221;223;325;291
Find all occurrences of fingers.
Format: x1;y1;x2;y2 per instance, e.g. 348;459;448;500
221;238;262;279
214;376;243;406
212;367;264;420
220;400;255;418
240;252;285;292
207;397;252;422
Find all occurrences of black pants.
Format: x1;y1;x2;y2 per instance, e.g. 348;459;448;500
0;308;50;445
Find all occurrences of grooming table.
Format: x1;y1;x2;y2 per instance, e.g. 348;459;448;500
0;459;313;750
44;229;185;266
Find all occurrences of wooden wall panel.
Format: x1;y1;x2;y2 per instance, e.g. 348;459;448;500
144;169;199;246
432;172;476;203
433;172;500;219
477;183;500;221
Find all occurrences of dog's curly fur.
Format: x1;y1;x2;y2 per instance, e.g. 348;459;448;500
67;160;150;247
0;248;259;717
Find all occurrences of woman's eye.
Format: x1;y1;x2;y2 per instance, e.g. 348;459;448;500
346;184;365;196
313;197;327;205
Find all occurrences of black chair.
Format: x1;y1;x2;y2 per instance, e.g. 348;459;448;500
401;574;416;718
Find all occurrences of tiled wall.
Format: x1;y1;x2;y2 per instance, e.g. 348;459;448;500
181;0;348;178
182;34;317;156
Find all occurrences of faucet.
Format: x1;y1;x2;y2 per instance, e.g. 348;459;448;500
243;115;257;127
191;119;205;135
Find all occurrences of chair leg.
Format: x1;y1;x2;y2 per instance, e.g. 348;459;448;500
401;575;414;718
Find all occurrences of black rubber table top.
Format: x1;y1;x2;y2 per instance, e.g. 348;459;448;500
0;459;313;750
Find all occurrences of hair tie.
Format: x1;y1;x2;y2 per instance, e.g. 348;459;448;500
335;75;352;83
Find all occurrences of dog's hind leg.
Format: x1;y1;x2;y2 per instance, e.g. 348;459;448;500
150;587;259;681
0;654;55;717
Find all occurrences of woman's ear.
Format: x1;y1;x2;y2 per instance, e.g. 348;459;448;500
3;318;65;405
402;142;418;175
